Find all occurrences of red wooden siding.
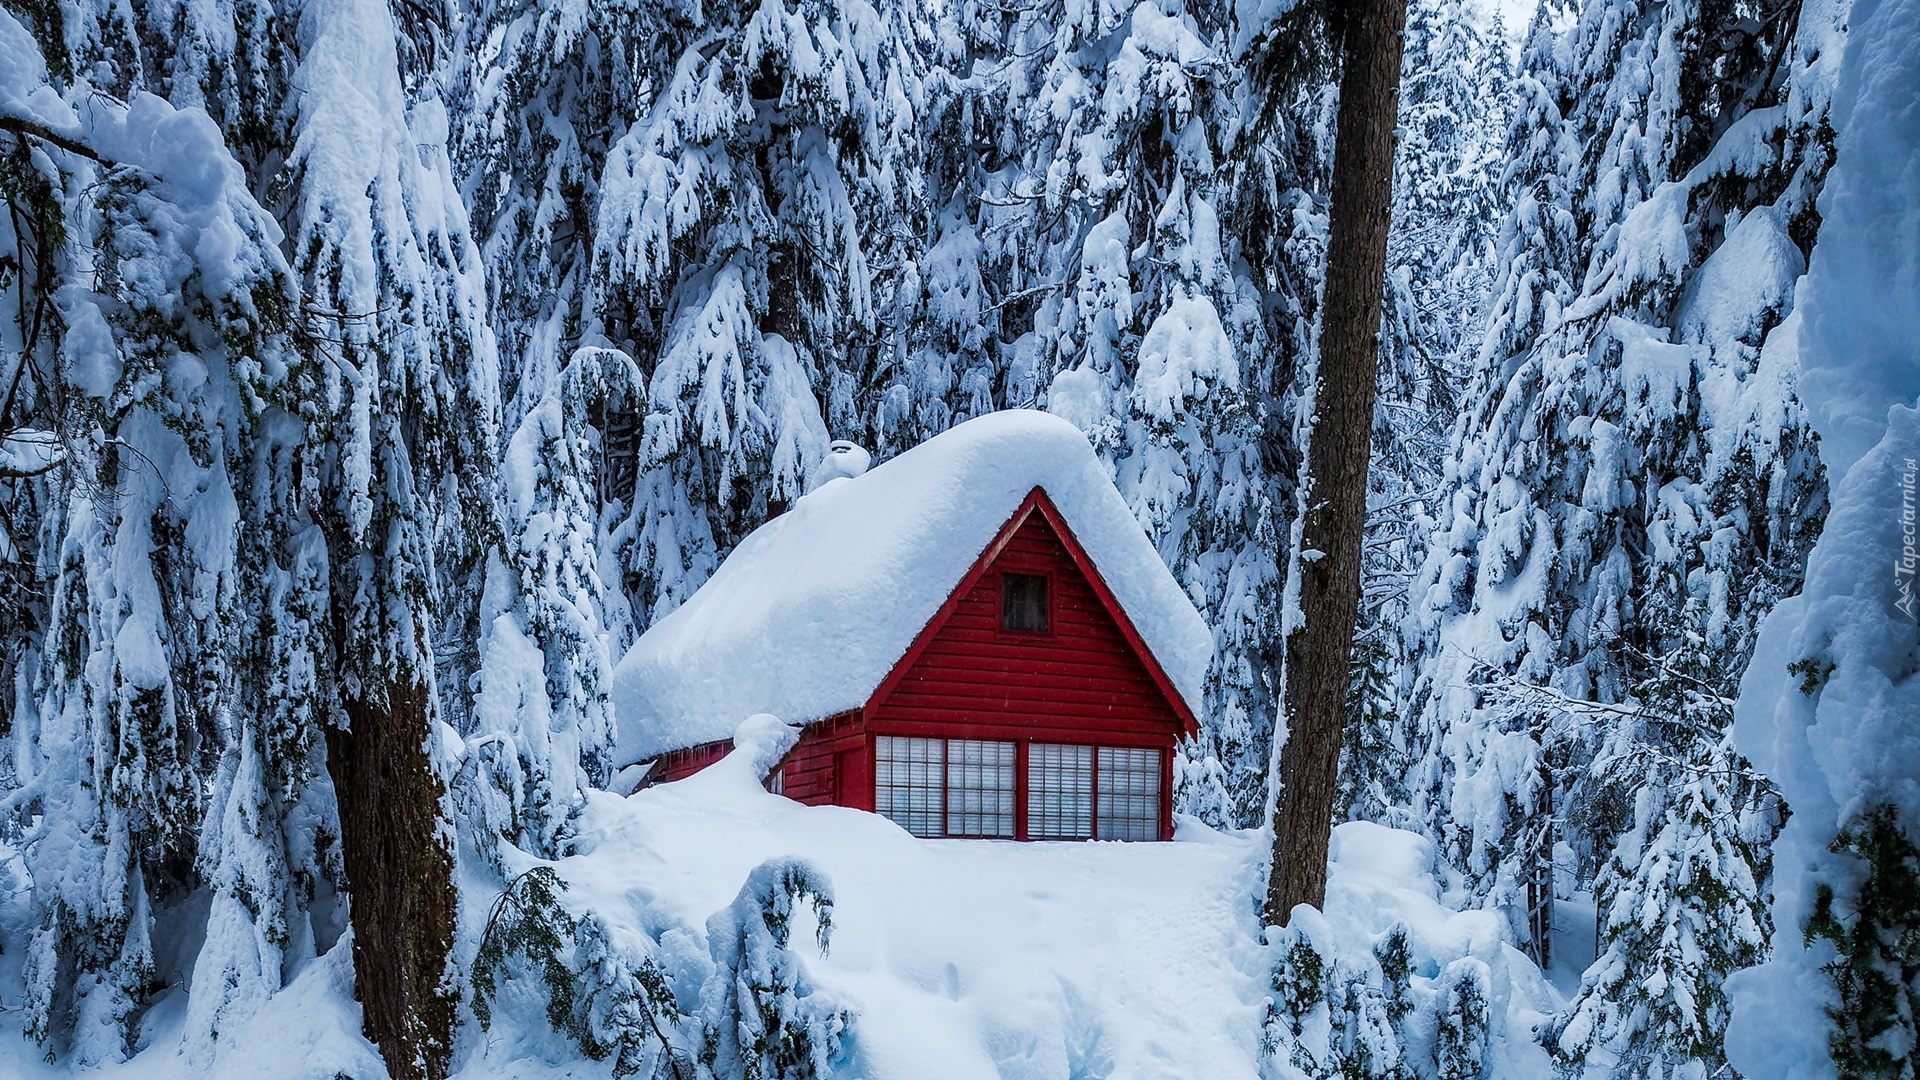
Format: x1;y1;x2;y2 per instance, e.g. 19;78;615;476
658;738;731;781
776;713;870;809
866;500;1188;747
656;713;872;809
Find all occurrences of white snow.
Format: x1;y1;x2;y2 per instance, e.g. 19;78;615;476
1725;0;1920;1074
1786;0;1920;479
610;410;1213;763
1;731;1559;1079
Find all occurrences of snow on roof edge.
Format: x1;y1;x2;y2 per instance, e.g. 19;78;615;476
611;410;1213;762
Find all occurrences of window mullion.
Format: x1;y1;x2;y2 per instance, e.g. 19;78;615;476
1090;744;1100;841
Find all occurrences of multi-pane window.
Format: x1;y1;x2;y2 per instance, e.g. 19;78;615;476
876;737;1162;840
1097;746;1162;841
946;740;1016;837
1001;572;1049;632
875;736;1015;838
875;736;944;837
1028;743;1093;838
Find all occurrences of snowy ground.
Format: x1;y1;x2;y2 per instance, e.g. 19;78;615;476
1546;895;1599;998
0;735;1560;1079
503;747;1274;1079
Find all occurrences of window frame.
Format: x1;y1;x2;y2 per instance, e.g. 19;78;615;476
874;735;1018;839
997;570;1054;636
875;734;1167;842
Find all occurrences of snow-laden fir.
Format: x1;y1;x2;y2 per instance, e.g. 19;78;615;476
2;0;1915;1076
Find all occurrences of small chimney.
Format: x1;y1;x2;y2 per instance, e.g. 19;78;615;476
807;440;872;491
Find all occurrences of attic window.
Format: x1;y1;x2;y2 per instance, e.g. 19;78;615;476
1001;572;1049;632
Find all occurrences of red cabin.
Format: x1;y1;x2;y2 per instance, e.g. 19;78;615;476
610;411;1212;841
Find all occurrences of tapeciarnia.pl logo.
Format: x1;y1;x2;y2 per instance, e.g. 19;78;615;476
1899;457;1918;621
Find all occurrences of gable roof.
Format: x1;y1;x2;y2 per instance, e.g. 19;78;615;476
865;486;1201;735
611;410;1214;763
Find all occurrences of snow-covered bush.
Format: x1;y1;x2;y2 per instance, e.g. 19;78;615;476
1801;806;1920;1080
698;858;852;1080
470;865;693;1078
1263;824;1548;1080
1265;919;1490;1080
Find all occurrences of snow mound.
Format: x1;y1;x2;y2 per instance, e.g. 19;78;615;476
0;744;1560;1079
491;745;1553;1079
611;409;1213;762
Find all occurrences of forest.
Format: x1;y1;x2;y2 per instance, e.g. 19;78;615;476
0;0;1917;1075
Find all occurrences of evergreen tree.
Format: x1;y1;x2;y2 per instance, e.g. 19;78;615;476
278;0;502;1070
463;345;642;863
1547;638;1776;1078
0;10;311;1059
1392;0;1829;973
1804;806;1920;1080
952;0;1315;826
1342;0;1507;827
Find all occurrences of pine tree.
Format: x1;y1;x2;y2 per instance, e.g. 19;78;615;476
949;0;1312;827
279;0;503;1070
1342;0;1507;827
463;345;642;863
0;14;311;1058
1266;0;1409;923
1548;633;1775;1078
1804;806;1920;1080
471;866;690;1078
1392;0;1830;969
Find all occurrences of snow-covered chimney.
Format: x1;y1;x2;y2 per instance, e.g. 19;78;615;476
807;440;872;491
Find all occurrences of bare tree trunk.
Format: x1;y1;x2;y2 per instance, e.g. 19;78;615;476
326;679;458;1080
1265;0;1408;928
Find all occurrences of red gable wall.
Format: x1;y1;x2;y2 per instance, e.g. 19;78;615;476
866;494;1190;746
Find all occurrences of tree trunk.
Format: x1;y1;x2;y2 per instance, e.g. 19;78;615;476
326;679;458;1080
1265;0;1408;928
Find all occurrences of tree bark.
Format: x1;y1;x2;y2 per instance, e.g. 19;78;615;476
1265;0;1408;928
326;678;458;1080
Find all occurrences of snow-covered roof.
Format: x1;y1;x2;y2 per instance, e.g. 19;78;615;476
612;410;1213;762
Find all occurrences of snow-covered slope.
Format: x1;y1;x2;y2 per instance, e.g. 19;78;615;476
610;410;1214;762
1;724;1559;1079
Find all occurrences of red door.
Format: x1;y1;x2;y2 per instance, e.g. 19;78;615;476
834;745;871;811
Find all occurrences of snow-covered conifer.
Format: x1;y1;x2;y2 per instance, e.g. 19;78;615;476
0;12;313;1057
1343;0;1508;827
275;0;503;1069
1393;0;1831;977
465;346;642;861
698;858;852;1080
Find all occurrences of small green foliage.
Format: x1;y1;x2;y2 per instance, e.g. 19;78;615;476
1805;805;1920;1080
471;866;576;1031
1373;924;1414;1025
1434;961;1491;1080
1789;656;1836;696
1274;933;1328;1022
